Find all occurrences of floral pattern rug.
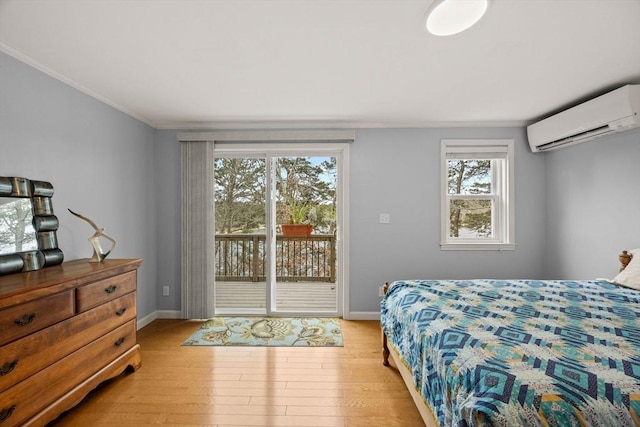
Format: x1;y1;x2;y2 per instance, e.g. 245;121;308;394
182;317;343;347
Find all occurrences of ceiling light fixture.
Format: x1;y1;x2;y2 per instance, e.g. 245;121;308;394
426;0;489;36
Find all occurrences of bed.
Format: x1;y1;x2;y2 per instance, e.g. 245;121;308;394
381;250;640;426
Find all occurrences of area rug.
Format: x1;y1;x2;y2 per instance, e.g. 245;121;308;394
182;317;343;347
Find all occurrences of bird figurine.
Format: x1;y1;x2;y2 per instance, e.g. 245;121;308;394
68;208;116;262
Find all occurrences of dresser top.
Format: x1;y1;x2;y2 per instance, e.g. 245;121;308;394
0;259;142;308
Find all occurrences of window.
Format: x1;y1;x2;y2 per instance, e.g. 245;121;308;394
441;139;515;250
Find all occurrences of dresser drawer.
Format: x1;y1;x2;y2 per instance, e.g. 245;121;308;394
0;291;74;346
76;270;136;312
0;292;136;394
0;320;136;427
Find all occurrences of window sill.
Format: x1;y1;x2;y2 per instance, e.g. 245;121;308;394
440;243;516;251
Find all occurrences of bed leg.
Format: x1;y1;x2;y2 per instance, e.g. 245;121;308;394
382;329;390;366
381;281;391;366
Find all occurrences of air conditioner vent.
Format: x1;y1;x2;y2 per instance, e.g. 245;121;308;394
535;125;612;151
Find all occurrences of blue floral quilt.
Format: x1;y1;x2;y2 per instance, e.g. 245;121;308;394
381;279;640;426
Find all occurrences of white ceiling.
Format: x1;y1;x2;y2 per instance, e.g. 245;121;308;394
1;0;639;129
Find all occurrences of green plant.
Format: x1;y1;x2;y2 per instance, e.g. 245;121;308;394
286;203;317;226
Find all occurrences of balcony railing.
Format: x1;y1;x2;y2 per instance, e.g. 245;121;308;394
215;234;336;283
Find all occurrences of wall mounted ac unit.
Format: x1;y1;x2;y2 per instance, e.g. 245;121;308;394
527;84;640;153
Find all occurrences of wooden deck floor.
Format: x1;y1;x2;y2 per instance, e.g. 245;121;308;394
215;281;338;312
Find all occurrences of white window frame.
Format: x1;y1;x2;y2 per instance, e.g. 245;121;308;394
440;139;515;251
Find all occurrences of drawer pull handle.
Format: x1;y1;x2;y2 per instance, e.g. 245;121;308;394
0;405;16;423
105;285;118;294
0;360;18;376
14;313;36;326
115;308;127;316
115;337;126;347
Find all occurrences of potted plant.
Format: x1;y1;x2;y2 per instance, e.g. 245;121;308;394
281;203;316;237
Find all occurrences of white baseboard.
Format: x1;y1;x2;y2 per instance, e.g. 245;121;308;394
138;310;378;326
157;310;183;319
137;311;157;330
137;310;183;330
346;311;380;321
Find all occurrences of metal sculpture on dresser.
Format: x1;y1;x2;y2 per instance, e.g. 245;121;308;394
68;209;116;262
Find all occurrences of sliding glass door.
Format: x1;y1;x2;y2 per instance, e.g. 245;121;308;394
213;146;344;316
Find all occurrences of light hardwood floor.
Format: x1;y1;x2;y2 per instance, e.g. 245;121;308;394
49;319;425;426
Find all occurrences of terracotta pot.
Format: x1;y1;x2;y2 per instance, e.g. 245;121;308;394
281;224;313;237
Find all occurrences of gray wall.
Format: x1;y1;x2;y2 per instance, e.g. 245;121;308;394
155;130;181;311
0;52;158;320
4;52;637;317
544;129;640;279
154;127;547;314
348;128;546;312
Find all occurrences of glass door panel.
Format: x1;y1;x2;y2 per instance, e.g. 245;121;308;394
214;157;267;314
272;156;338;313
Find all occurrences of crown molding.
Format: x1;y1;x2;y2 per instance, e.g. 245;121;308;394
158;119;527;130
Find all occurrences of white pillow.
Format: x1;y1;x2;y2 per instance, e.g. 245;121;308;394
612;248;640;290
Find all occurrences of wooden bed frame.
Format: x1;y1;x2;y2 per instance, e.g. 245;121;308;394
381;280;438;427
381;250;634;427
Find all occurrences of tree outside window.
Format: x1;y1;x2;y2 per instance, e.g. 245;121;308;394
447;159;492;238
214;156;337;235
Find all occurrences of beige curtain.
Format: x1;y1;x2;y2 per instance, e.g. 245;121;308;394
180;140;215;319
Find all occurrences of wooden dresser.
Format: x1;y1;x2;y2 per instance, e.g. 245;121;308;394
0;259;142;426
